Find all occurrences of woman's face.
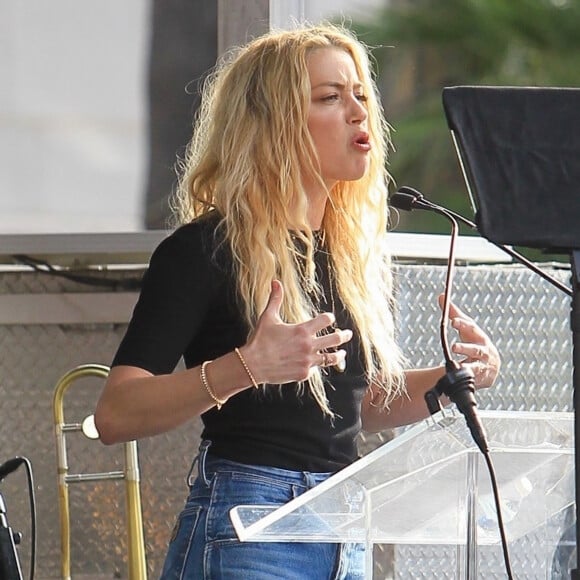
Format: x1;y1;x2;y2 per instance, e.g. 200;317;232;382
305;47;370;195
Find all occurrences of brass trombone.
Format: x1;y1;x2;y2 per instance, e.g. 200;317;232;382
53;364;147;580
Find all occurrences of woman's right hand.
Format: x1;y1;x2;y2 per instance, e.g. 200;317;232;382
240;280;352;385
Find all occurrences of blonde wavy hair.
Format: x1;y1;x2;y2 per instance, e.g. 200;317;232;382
172;23;406;415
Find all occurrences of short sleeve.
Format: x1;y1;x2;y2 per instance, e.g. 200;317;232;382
112;223;219;374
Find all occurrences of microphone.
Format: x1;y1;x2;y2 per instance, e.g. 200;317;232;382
391;186;489;453
0;458;24;483
390;186;431;211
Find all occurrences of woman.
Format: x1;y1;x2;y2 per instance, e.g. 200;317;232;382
94;23;500;579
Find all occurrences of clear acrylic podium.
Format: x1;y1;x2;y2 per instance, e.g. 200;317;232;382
231;410;574;578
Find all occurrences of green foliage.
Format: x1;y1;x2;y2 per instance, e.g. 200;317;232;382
349;0;580;258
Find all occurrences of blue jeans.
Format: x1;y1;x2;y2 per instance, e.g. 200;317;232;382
160;441;366;579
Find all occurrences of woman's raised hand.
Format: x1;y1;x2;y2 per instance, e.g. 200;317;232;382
241;280;353;385
439;296;501;389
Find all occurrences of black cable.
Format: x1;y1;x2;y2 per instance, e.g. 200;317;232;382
21;459;35;580
12;255;143;291
483;451;514;580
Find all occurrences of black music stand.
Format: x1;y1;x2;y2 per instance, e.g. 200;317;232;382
442;85;580;577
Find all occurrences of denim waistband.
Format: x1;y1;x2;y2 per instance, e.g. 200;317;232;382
187;440;334;489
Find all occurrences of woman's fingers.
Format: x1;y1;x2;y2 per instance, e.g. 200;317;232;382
314;327;353;351
451;316;488;343
452;341;490;363
438;296;501;388
452;339;500;388
248;281;353;384
317;349;347;369
259;279;284;322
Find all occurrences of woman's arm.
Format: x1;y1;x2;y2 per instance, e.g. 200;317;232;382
361;366;447;432
94;349;259;444
95;280;352;444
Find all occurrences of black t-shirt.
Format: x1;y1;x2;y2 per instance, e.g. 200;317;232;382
112;213;368;472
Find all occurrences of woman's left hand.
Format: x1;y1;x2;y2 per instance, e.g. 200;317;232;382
440;297;501;389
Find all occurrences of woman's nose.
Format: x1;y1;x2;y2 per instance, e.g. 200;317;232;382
349;96;368;124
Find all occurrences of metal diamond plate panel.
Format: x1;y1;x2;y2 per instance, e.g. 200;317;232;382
362;264;572;579
0;262;573;579
395;264;572;413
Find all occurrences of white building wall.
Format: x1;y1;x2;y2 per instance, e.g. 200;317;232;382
0;0;384;234
0;0;149;234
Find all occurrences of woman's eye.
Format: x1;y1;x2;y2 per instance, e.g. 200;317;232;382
355;94;368;102
322;94;339;102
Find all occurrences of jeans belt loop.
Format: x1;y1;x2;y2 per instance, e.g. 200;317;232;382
187;439;212;487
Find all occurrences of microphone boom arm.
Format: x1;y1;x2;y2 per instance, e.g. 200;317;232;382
392;186;572;297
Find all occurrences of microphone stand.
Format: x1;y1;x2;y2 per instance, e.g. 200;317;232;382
403;197;489;453
0;491;23;580
405;184;580;576
391;186;574;578
391;187;528;577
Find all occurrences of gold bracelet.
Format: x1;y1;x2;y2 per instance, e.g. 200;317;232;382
234;347;259;389
200;360;227;410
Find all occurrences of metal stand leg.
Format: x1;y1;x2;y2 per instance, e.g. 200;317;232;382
569;251;580;579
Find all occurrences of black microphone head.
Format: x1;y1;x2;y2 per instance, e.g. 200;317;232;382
389;191;418;211
396;185;425;200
